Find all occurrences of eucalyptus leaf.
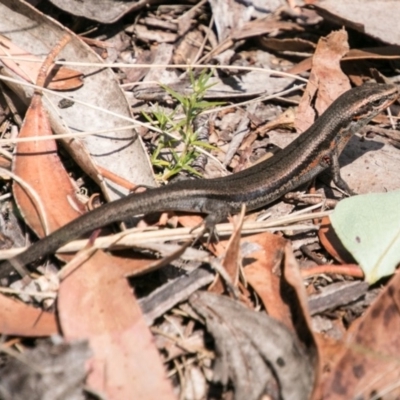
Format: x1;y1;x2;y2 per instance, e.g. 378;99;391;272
331;190;400;283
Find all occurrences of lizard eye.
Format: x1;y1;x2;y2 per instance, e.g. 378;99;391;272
371;98;383;107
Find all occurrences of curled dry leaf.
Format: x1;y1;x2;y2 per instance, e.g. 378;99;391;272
210;229;320;383
318;216;354;264
189;291;315;400
294;29;350;133
243;232;290;325
208;210;245;294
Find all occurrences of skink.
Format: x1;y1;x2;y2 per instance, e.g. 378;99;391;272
1;83;398;277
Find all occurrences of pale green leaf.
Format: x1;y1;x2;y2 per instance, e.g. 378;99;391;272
331;189;400;284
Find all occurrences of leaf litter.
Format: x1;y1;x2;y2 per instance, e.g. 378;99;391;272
0;0;400;399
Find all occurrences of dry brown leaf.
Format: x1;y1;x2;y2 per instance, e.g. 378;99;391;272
283;242;320;399
189;291;316;400
242;231;319;356
10;38;176;398
12;35;86;251
58;249;176;400
209;211;245;294
0;35;83;90
287;46;400;76
317;218;364;279
13;93;86;238
172;29;204;64
345;46;400;61
301;264;363;279
313;332;347;385
319;271;400;399
282;242;318;342
213;229;318;370
254;107;296;137
259;37;316;53
232;18;303;41
0;293;58;336
243;233;291;325
318;216;353;264
294;29;350;133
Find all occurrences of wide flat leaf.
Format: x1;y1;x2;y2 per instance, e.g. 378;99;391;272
58;250;176;400
0;0;156;201
13;94;86;239
321;267;400;399
331;190;400;283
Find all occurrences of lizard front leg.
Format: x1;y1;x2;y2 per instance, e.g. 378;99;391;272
320;149;356;195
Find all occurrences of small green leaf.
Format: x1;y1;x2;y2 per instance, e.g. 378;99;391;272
194;101;221;110
147;70;221;180
161;84;185;104
182;164;202;176
192;140;218;150
331;190;400;284
141;110;152;123
200;100;225;108
169;148;180;163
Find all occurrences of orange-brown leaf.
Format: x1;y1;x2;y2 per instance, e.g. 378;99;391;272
209;213;245;294
294;29;350;133
13;94;86;238
320;272;400;399
0;293;58;336
58;250;176;400
243;233;290;324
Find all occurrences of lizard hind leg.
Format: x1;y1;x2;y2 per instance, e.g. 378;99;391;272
189;213;223;246
190;202;230;245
